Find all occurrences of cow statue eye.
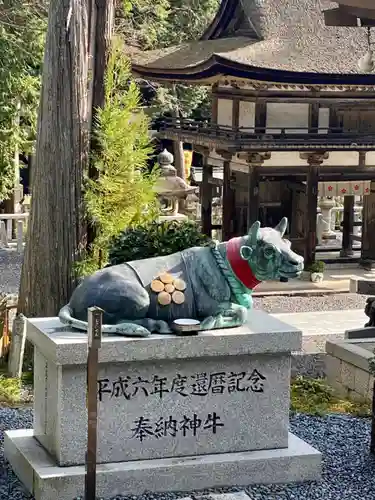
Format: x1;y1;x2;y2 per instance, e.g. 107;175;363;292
263;245;274;259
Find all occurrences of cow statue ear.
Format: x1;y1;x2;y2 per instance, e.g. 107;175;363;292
240;245;253;261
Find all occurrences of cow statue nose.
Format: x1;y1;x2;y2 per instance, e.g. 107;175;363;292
288;251;304;267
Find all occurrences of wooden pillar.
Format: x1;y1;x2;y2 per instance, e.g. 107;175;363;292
306;166;319;265
254;101;267;132
217;149;234;241
340;195;354;257
300;152;329;266
232;99;239;129
211;83;218;124
239;152;271;230
247;164;260;229
361;180;375;269
309;102;320;133
196;146;212;237
289;188;299;238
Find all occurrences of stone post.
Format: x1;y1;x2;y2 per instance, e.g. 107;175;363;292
238;152;271;230
318;197;336;239
300;152;329;266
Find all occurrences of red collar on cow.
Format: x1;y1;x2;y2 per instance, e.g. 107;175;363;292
226;237;261;290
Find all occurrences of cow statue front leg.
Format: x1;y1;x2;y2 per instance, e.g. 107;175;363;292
200;302;248;331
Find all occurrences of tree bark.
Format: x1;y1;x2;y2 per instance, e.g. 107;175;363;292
86;0;114;252
18;0;91;317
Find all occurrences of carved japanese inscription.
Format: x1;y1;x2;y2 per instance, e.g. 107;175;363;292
92;355;289;462
97;368;267;443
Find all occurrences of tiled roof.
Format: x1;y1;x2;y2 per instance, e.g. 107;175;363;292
131;0;375;82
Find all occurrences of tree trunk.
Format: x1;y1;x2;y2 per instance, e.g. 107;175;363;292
86;0;114;253
18;0;91;317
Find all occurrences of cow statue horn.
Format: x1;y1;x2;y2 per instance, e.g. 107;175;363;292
274;217;288;237
248;221;261;247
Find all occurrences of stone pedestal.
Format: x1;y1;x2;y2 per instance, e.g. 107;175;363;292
5;311;321;500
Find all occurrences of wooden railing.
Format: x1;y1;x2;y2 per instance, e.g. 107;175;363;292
158;118;375;151
0;213;29;252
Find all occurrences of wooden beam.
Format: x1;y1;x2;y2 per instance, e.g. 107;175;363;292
257;165;375;176
323;8;360;26
339;0;375;10
215;88;375;101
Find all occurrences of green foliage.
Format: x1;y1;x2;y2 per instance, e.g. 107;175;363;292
81;38;159;272
290;376;370;416
108;219;210;265
306;260;325;273
0;1;46;200
118;0;220;120
0;374;21;405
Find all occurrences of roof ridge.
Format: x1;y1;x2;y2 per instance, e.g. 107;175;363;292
201;0;261;41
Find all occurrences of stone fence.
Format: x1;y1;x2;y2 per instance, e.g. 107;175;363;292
0;213;29;252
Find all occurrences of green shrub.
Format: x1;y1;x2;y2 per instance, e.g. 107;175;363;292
290;376;370;416
79;37;158;274
108;220;210;265
306;260;325;273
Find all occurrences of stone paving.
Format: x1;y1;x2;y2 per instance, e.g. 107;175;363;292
256;266;375;295
272;309;366;338
272;309;367;356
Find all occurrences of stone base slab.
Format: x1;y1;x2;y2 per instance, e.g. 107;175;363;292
5;430;321;500
325;338;375;402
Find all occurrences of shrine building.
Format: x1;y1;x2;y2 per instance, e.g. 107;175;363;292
131;0;375;268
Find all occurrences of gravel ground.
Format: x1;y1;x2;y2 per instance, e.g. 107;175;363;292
1;409;375;499
253;293;368;313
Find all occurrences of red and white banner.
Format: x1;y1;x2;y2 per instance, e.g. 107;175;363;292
318;181;370;197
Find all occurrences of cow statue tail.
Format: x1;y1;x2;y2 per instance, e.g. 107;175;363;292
58;304;151;337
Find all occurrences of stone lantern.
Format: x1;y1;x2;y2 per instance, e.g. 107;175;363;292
154;149;198;221
318;197;336;239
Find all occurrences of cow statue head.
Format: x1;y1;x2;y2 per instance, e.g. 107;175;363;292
233;217;304;283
